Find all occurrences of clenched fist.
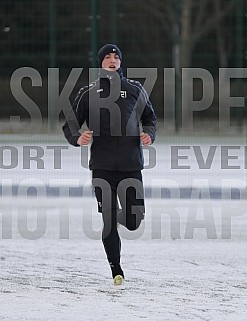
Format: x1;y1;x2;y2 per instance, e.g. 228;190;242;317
140;132;151;146
77;131;93;146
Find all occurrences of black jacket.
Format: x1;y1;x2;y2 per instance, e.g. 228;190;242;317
62;69;157;171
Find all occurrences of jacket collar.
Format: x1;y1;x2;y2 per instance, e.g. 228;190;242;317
98;67;123;81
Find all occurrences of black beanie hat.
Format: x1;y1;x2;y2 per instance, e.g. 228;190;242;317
98;44;122;67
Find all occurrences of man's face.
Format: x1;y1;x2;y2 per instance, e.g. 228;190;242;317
101;53;121;71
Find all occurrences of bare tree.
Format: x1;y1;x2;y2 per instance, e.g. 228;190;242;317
140;0;235;68
213;0;236;68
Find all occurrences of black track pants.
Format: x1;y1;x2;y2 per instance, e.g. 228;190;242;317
92;169;145;266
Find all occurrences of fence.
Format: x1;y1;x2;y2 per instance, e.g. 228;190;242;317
1;0;246;129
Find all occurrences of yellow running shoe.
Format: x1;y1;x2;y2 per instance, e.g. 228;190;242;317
113;275;124;286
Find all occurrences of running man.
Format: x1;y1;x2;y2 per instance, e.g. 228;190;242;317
62;44;157;285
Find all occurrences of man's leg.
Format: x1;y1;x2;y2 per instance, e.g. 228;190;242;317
92;170;124;279
117;171;145;231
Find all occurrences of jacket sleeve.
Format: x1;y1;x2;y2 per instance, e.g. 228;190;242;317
62;87;88;146
137;83;157;143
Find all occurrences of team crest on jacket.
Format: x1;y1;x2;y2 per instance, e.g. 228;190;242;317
120;90;127;98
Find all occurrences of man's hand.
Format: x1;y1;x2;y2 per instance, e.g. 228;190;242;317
77;131;93;145
140;132;151;146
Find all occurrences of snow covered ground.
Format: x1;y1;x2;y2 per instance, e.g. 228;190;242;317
1;134;247;320
0;197;247;321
